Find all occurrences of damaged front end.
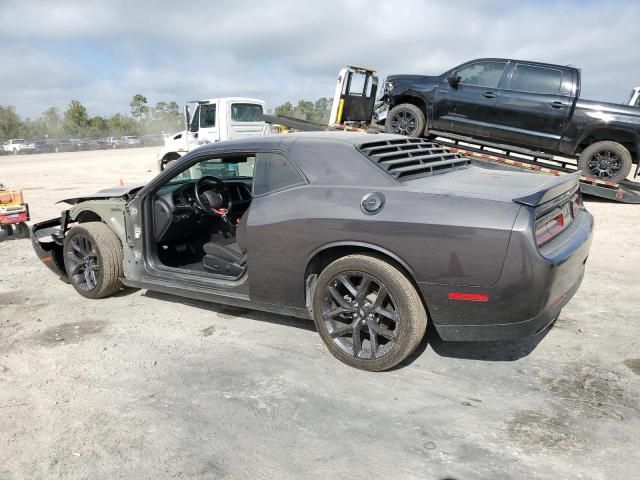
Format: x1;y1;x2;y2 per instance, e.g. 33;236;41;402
30;211;70;282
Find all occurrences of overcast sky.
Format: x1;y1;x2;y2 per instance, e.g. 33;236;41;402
0;0;638;118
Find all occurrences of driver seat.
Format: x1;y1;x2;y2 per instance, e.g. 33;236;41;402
202;212;248;277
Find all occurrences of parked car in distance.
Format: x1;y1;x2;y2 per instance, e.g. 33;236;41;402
33;140;51;154
140;134;165;146
49;139;77;153
381;58;640;182
3;139;36;154
119;136;143;148
31;133;593;371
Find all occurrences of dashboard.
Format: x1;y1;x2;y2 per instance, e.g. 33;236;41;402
153;179;252;243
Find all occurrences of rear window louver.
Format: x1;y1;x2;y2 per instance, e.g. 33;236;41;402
357;138;470;181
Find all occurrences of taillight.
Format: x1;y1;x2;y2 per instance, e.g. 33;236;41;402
535;202;572;246
571;192;581;217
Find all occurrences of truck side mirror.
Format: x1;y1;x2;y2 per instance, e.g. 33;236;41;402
447;72;461;88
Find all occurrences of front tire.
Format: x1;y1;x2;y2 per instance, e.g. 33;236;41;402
385;103;426;137
578;141;632;183
312;254;428;371
63;222;123;299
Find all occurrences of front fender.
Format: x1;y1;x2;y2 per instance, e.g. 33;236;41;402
69;200;128;245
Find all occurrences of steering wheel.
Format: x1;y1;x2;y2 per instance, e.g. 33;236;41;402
194;176;233;217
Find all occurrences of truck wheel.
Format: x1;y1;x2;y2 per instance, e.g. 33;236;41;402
385;103;426;137
578;141;632;183
312;254;427;371
63;222;123;299
12;223;29;238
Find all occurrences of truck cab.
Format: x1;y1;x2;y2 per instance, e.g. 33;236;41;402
157;97;268;170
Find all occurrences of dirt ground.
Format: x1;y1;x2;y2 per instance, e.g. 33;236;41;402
1;148;639;479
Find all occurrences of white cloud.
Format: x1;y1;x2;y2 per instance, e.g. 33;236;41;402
0;0;638;117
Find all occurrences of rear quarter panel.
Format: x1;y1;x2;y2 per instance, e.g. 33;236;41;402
246;184;520;309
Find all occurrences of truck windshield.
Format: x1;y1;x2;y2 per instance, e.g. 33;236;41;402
231;103;263;122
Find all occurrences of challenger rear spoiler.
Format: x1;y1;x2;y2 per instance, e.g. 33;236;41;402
513;171;580;207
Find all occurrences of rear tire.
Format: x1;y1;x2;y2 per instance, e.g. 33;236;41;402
578;141;632;183
312;254;427;371
63;222;123;299
385;103;426;137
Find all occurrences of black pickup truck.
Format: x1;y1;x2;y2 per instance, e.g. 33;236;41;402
381;58;640;182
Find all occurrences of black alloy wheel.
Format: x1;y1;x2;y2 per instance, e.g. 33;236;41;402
63;222;124;299
66;233;100;292
312;254;427;371
390;110;418;136
321;271;400;360
587;150;622;180
385;103;426;138
578;140;632;183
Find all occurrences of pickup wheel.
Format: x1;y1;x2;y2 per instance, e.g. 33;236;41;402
578;141;632;183
312;254;428;371
63;222;123;299
385;103;426;137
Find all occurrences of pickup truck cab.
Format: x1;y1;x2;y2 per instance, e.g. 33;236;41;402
382;58;640;182
3;139;35;154
157;97;268;170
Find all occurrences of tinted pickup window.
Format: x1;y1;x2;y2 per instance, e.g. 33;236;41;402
508;64;564;95
457;61;507;88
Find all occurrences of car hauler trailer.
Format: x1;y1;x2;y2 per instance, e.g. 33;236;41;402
264;66;640;204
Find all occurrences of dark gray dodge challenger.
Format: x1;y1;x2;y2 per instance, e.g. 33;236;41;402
32;132;593;371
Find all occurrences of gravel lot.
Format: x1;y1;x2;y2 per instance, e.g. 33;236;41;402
1;148;639;479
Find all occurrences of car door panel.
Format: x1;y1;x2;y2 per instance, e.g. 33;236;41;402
433;61;507;139
492;63;574;151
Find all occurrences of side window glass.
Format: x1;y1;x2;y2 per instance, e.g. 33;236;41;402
200;104;216;128
253;153;305;196
189;105;200;132
457;62;507;88
508;65;564;95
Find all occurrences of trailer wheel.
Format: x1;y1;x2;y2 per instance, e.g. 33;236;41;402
385;103;426;137
578;141;632;183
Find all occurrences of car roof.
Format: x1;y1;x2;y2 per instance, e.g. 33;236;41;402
196;131;406;152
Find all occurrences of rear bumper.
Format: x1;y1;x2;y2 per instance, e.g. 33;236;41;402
30;216;68;281
420;208;593;341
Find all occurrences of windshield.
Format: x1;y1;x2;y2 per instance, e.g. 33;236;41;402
230;103;263;122
170;156;256;184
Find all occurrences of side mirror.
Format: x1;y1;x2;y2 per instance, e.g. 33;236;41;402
447;72;461;88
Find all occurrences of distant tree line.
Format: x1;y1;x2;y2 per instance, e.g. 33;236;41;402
0;95;334;142
0;94;183;142
274;98;332;124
